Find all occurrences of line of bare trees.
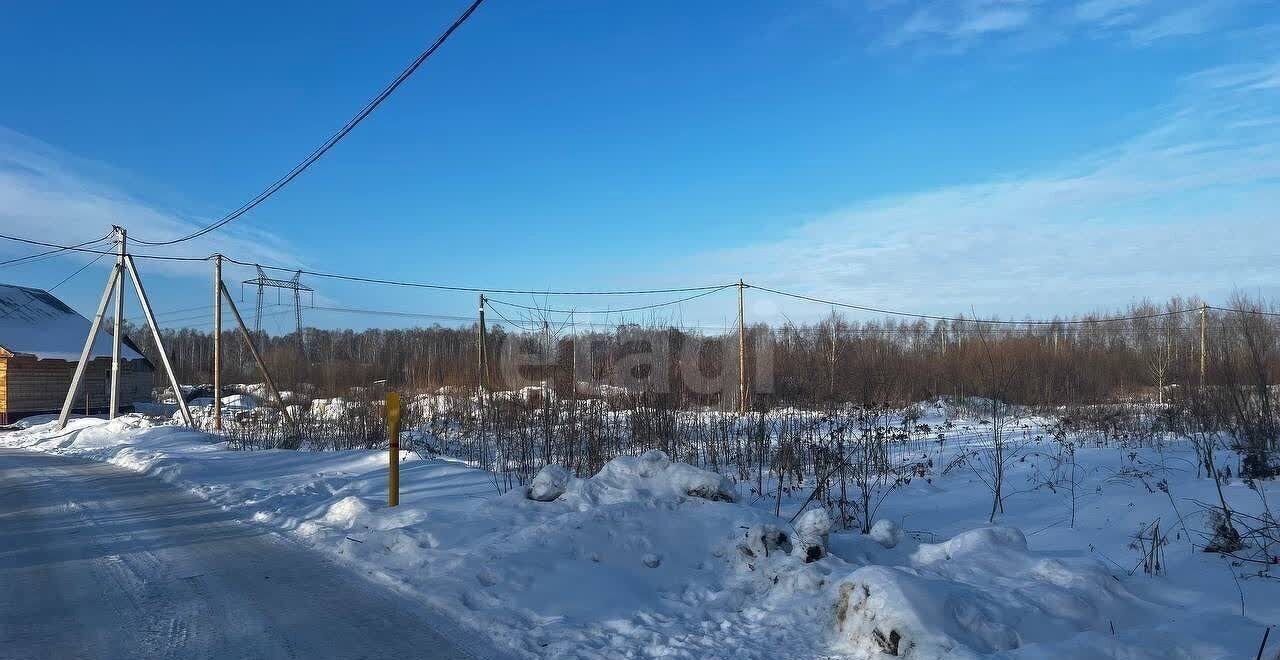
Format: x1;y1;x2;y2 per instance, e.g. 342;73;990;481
117;294;1278;412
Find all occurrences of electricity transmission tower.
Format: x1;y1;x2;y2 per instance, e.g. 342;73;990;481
243;266;313;345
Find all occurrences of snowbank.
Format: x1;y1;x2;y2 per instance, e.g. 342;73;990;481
1;420;818;658
833;526;1249;659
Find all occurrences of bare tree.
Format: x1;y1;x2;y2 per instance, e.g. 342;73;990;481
1132;299;1181;405
954;323;1035;522
1217;294;1279;479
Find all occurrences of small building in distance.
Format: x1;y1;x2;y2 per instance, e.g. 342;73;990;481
0;284;153;424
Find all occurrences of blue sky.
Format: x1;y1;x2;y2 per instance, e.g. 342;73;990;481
2;0;1278;332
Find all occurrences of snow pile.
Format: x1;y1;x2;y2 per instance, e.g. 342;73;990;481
220;393;258;410
152;384;198;404
868;519;902;549
180;395;259;428
291;450;821;657
574;381;631;400
793;508;832;561
528;464;571;501
231;382;271;400
489;384;555;406
309;397;357;420
833;526;1233;659
556;450;738;508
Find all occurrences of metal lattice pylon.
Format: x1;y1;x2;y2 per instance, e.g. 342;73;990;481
242;267;313;346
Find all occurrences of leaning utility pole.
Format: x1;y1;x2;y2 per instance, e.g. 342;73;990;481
1200;303;1208;388
477;294;487;397
737;279;747;414
58;261;120;428
108;226;125;419
212;254;223;431
220;281;297;435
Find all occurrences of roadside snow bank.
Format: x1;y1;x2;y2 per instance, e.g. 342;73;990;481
1;419;830;658
834;526;1242;659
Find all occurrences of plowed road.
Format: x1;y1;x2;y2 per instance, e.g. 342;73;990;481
0;448;487;660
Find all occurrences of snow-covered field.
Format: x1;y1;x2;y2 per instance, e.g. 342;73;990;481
4;410;1277;659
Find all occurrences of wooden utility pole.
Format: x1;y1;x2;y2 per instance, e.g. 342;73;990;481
212;255;223;431
1200;303;1208;388
828;315;836;398
59;240;194;429
108;226;125;419
737;279;747;413
477;294;487;397
58;262;116;428
387;391;401;507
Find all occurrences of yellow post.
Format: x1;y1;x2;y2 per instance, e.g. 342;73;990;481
386;391;402;507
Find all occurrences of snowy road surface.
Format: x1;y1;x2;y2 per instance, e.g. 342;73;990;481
0;448;483;660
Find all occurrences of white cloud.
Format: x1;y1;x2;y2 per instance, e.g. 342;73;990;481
0;127;298;279
1073;0;1148;26
688;59;1280;321
1127;3;1219;44
868;0;1245;53
884;1;1036;50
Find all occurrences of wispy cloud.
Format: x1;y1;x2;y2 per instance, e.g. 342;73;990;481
1073;0;1149;26
1127;3;1221;44
884;1;1037;51
0;128;298;278
690;58;1280;320
868;0;1247;53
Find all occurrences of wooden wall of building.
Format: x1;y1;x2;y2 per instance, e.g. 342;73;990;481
0;356;153;422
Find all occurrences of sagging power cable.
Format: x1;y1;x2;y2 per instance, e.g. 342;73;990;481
749;284;1203;326
129;0;487;247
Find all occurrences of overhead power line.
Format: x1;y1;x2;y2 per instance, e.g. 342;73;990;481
0;252;110;321
484;285;734;314
0;233;208;262
6;234;1280;325
748;284;1202;326
1209;305;1280;318
223;255;735;296
0;232;115;269
0;234;737;296
130;0;487;247
310;304;473;322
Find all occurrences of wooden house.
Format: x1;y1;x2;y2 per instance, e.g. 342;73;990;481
0;284;153;424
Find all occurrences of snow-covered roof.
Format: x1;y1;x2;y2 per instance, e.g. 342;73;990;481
0;284;145;362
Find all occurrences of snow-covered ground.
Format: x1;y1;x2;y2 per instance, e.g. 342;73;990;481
3;411;1277;659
